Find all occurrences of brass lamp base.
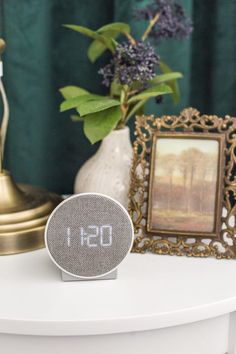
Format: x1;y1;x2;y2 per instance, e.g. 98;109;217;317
0;170;62;255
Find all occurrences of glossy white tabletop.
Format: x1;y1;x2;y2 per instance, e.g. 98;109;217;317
0;249;236;336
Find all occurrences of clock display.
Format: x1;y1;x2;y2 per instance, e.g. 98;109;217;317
66;225;112;248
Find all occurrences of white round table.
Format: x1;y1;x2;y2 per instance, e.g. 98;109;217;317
0;249;236;354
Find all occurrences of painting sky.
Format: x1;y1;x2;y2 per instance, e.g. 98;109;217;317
155;138;219;155
155;138;219;179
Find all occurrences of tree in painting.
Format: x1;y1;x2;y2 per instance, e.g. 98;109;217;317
150;138;219;233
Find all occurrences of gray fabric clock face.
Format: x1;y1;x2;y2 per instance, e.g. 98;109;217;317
46;194;133;277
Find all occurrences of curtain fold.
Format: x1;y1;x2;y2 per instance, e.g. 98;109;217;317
0;0;236;194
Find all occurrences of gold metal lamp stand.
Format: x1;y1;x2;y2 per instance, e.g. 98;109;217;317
0;171;61;255
0;40;62;255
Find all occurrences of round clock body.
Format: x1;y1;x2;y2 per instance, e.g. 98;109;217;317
45;193;134;280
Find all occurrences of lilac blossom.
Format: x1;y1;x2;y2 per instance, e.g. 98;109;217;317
98;41;159;87
135;0;193;42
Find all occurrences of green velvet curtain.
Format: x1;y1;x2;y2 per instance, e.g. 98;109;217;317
1;0;236;194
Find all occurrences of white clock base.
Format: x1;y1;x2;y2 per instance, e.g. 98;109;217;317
61;269;117;281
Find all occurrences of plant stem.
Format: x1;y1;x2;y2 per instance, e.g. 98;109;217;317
121;103;129;121
119;86;130;126
125;33;136;45
127;89;139;97
142;12;160;41
116;121;126;130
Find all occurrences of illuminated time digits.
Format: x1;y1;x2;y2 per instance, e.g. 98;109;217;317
66;225;112;248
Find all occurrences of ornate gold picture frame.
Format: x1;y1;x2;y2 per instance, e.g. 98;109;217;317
129;108;236;259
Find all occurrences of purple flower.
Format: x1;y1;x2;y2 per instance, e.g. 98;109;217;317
98;41;159;87
135;0;193;42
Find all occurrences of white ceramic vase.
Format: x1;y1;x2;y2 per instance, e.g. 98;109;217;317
74;126;133;208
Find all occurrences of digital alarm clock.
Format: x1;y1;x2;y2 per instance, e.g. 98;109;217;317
45;193;134;281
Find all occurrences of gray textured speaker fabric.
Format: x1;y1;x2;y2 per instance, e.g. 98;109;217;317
46;194;133;277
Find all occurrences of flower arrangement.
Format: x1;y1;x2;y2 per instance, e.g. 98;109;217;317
60;0;192;144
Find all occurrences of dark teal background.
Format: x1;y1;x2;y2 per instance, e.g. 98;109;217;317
0;0;236;193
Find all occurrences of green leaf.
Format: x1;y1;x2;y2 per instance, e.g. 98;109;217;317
88;30;118;63
127;84;172;104
59;86;89;100
84;106;122;144
150;72;183;85
97;22;130;35
88;40;107;63
60;94;105;112
63;24;98;39
77;98;120;117
87;23;131;61
159;61;181;104
63;24;115;53
125;99;147;121
130;81;144;91
110;79;122;97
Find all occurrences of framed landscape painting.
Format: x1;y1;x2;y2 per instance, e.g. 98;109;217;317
147;133;224;238
129;108;236;259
